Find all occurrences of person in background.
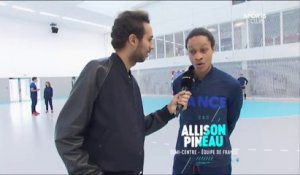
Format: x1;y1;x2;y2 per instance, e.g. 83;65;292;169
30;77;40;116
172;27;243;175
44;81;53;113
237;73;249;100
55;10;191;175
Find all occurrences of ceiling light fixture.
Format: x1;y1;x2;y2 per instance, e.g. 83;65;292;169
0;2;7;6
207;28;216;32
62;16;111;30
234;21;245;27
39;11;59;18
12;5;35;13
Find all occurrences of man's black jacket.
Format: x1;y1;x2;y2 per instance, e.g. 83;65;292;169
55;53;175;174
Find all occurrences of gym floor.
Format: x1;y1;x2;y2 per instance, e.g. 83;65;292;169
0;97;299;174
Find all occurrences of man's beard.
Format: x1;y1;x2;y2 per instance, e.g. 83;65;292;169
130;47;146;63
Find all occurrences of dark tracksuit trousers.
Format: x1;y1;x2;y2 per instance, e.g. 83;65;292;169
45;98;53;110
31;96;37;113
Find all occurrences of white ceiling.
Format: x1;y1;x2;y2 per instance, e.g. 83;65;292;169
0;1;159;33
78;1;156;18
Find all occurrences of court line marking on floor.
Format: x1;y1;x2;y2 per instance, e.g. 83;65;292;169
279;149;289;152
263;149;273;152
248;148;257;151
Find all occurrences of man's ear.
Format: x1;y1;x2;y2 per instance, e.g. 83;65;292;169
128;34;138;46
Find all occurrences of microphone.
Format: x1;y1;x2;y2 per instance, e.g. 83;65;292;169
175;70;193;117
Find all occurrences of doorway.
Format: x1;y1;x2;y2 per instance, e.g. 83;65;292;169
9;78;40;102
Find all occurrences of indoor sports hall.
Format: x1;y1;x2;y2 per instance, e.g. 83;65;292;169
0;1;299;174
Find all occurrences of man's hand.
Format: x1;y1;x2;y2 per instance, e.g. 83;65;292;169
167;91;192;114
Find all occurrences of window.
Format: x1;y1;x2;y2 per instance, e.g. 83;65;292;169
232;0;246;5
148;38;156;60
265;13;280;46
184;29;191;55
165;34;175;58
220;22;232;51
248;18;263;48
174;32;185;56
156;36;165;59
207;25;220;52
233;19;247;49
283;8;300;44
